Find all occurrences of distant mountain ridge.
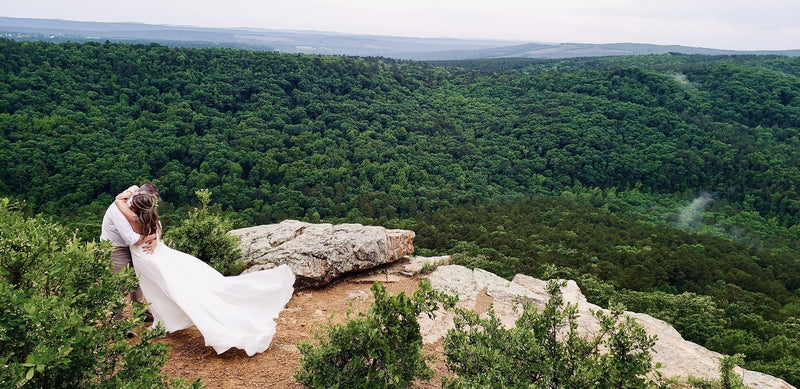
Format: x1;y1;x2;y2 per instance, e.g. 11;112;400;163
1;16;799;60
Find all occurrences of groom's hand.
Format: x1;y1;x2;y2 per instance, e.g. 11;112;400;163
142;235;158;254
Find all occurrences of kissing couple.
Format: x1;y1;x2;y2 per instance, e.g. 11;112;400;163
100;183;295;356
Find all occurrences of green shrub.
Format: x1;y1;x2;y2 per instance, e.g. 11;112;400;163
443;280;660;388
688;354;749;389
0;198;201;388
295;279;457;388
164;189;244;276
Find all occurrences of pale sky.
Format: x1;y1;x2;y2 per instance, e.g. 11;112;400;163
2;0;799;50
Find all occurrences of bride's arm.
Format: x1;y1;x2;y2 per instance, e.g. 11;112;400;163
116;185;139;201
115;190;159;250
114;197;144;235
115;198;156;246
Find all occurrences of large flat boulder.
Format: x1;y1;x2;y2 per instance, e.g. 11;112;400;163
421;265;795;389
230;220;414;286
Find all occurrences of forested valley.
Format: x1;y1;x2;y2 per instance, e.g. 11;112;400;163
2;39;800;385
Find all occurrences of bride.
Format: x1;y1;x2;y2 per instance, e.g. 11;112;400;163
114;190;295;356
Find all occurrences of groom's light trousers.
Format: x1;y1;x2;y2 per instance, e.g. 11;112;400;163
110;246;145;320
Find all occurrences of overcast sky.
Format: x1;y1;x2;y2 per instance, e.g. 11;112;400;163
2;0;799;50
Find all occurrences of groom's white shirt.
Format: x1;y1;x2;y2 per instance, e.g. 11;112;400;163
100;201;140;247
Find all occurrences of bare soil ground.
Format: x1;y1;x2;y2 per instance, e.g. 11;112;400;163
152;260;453;388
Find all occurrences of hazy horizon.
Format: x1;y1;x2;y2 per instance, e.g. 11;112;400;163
1;0;799;51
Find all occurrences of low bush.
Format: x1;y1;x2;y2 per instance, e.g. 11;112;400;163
443;280;661;388
295;279;457;388
0;198;200;388
164;189;244;276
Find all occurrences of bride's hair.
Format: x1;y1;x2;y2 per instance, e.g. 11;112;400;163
130;193;160;236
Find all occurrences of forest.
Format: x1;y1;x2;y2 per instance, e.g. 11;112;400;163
1;39;800;385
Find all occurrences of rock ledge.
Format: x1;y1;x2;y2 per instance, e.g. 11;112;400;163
230;220;414;286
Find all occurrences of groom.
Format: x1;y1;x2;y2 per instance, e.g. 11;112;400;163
100;183;160;321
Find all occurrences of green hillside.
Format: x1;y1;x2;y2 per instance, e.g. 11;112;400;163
2;39;800;384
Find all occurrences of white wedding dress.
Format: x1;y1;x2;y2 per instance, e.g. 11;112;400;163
130;240;295;356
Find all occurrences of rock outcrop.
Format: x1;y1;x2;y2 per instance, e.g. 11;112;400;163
230;220;415;286
420;265;795;389
227;222;792;387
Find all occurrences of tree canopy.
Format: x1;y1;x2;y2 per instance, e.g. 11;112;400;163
2;39;800;385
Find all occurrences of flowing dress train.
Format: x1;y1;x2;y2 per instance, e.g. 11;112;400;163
130;241;295;356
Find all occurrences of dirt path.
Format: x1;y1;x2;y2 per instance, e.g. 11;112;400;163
155;261;452;388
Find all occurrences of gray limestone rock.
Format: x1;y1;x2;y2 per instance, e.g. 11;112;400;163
230;220;414;286
422;265;794;389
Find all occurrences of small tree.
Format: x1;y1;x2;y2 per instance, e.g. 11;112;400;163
164;189;244;276
0;198;201;388
295;279;457;388
443;280;660;388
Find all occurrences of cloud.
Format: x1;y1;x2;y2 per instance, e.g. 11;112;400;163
677;193;713;230
576;0;800;30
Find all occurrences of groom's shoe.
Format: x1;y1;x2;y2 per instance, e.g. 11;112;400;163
143;311;154;323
